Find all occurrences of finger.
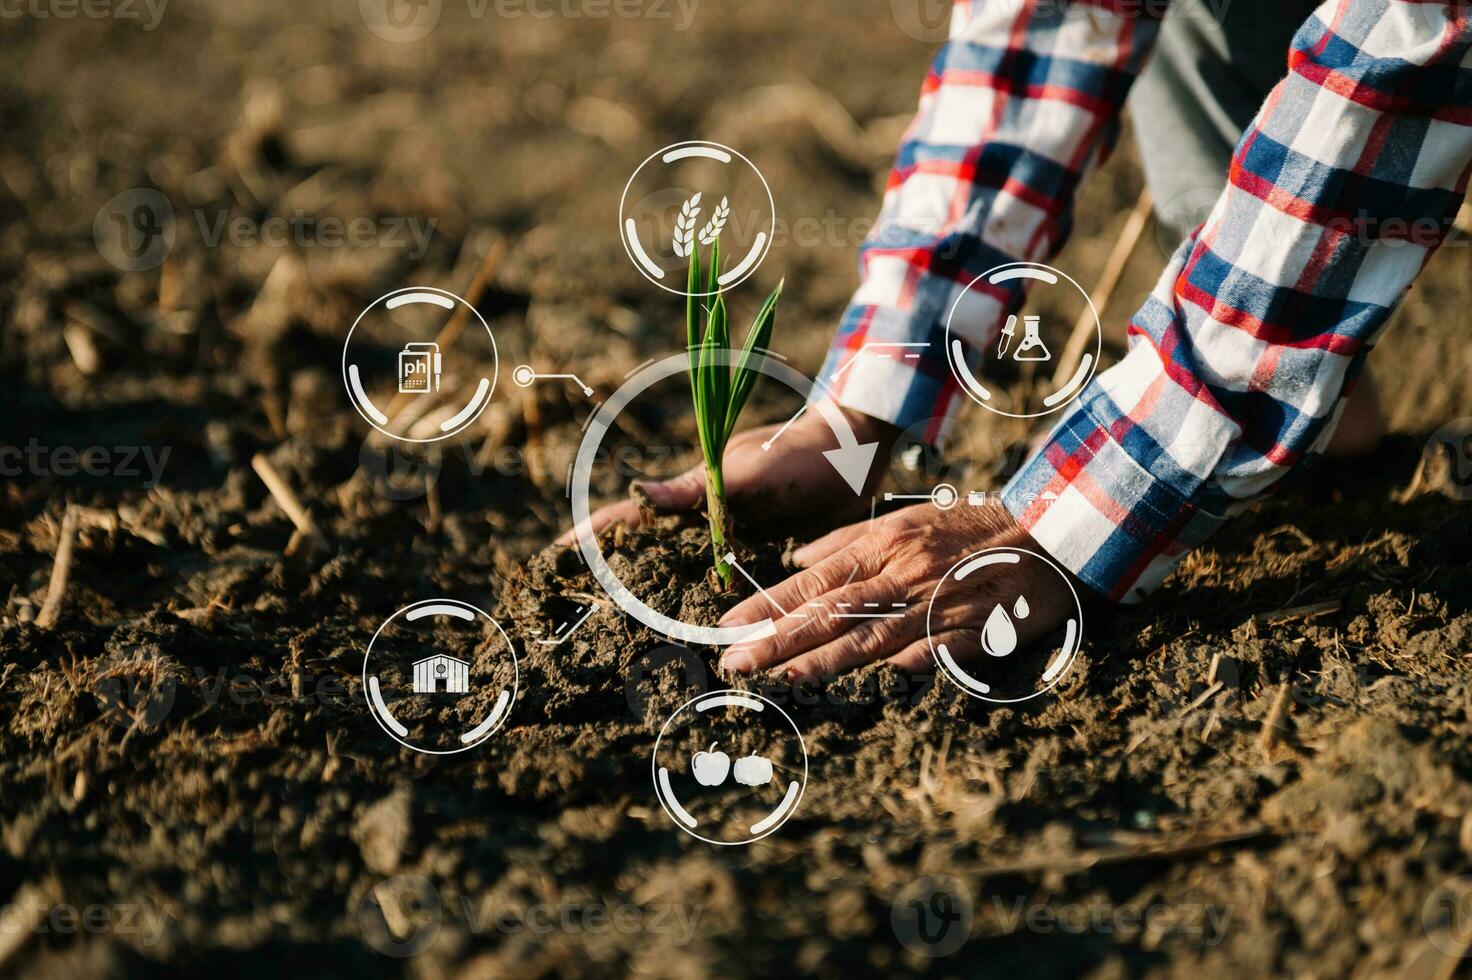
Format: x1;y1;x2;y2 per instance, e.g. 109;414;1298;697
554;499;641;546
890;628;977;674
791;520;877;567
885;636;936;674
777;605;929;683
554;467;707;545
633;468;706;511
718;536;885;630
720;576;909;674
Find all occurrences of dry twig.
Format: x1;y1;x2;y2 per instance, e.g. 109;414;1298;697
964;828;1267;881
1252;600;1340;626
1050;186;1153;389
251;454;320;550
35;506;81;629
1259;680;1292;753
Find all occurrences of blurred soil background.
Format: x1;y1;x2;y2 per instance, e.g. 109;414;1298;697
2;0;1472;976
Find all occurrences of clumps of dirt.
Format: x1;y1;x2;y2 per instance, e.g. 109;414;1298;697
1262;716;1471;834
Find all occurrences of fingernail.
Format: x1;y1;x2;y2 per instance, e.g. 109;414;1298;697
791;545;814;567
633;480;673;506
718;609;747;628
720;651;753;674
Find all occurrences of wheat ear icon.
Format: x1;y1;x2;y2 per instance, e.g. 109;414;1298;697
672;192;702;258
697;196;729;246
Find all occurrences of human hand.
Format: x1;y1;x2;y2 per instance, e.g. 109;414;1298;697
556;403;896;545
715;500;1073;682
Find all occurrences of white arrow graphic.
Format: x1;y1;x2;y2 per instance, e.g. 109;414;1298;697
810;396;880;495
759;396;879;495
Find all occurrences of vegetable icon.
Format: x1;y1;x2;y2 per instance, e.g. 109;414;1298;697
733;753;773;787
691;742;731;786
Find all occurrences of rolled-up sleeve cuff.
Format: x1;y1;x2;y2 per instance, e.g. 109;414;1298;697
812;303;963;440
1000;403;1230;604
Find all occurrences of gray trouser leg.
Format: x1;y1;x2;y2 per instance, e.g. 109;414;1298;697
1130;0;1324;242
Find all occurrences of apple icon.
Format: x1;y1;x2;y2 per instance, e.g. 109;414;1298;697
691;742;731;786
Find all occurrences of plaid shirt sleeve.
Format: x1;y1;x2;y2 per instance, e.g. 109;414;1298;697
815;0;1167;443
1004;0;1472;602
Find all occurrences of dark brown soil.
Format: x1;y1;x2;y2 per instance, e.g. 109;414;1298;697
3;2;1472;977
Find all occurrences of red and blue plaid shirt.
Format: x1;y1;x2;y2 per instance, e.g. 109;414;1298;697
818;0;1472;602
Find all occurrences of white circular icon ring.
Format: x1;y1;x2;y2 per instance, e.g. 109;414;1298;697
362;598;519;755
651;689;807;846
927;546;1083;703
943;262;1101;419
619;141;775;297
342;287;499;443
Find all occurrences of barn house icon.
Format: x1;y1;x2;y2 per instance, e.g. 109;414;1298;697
412;654;470;694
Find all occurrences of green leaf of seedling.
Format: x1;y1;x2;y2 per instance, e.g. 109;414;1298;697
696;305;722;469
686;247;704;434
724;278;783;443
704;236;720;301
709;291;730;449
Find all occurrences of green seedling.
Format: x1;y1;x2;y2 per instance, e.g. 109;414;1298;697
685;236;782;589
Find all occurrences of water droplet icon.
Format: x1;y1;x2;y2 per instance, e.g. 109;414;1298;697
1014;595;1030;619
980;603;1018;658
